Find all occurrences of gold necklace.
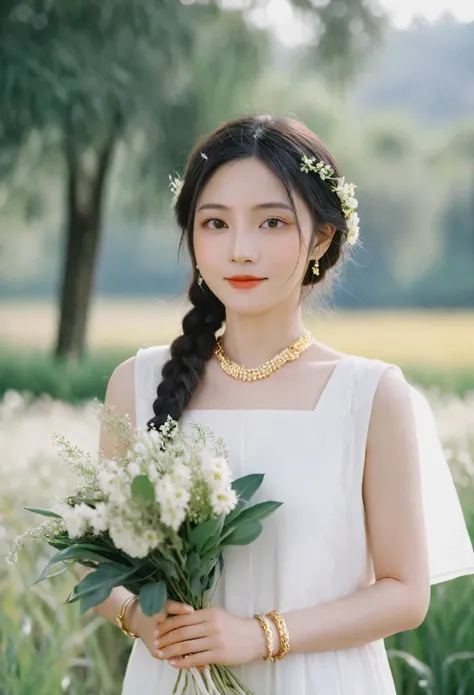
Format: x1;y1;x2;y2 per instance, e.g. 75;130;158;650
214;332;313;382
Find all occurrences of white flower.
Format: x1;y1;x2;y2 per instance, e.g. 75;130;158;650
89;502;110;534
98;468;116;494
155;473;191;530
169;174;184;208
210;487;238;516
143;527;163;551
127;461;141;478
300;155;360;246
109;519;144;556
171;463;192;488
201;456;232;490
61;503;93;538
61;675;71;692
133;441;148;458
160;504;187;532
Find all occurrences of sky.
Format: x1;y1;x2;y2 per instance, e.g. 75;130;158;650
248;0;474;46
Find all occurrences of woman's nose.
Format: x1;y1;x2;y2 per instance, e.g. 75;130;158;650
229;228;258;265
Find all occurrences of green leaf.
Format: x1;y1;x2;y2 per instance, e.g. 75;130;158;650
152;555;178;580
190;574;203;597
224;499;248;526
188;515;225;553
131;475;155;503
231;474;264;502
186;551;202;577
30;545;113;586
26;565;69;587
69;562;137;602
24;506;63;519
230;501;282;526
139;581;167;617
221;521;263;546
79;585;113;614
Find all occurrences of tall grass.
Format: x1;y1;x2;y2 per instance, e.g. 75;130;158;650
1;387;474;693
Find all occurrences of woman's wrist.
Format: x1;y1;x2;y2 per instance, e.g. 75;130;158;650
125;596;143;637
250;615;280;660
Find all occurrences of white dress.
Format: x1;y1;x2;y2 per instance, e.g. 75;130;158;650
122;345;474;695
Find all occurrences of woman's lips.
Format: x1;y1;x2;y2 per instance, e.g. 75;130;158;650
226;277;266;290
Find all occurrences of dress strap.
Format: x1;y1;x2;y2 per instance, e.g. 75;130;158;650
134;345;170;428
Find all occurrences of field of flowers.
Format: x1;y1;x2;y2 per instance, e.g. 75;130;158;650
1;383;474;694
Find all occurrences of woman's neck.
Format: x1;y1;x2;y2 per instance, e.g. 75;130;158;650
219;310;309;368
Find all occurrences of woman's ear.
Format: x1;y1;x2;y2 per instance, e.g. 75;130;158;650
312;223;336;257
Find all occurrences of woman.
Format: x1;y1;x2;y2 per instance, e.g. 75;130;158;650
92;114;474;694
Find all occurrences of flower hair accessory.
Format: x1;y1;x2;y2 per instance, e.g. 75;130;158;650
168;174;183;209
300;155;360;246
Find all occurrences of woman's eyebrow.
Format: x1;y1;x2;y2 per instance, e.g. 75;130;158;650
197;202;293;212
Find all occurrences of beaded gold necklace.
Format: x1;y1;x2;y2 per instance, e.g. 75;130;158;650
214;332;313;382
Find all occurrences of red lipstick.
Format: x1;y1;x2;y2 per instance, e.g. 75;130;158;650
226;275;266;290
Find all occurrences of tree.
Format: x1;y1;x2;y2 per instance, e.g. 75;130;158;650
0;0;384;360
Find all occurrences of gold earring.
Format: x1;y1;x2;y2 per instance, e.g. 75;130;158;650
312;259;320;277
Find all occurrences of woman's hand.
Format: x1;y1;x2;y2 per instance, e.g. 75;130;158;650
153;606;269;669
127;599;194;661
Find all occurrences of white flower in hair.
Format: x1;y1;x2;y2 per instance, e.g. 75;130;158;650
168;173;183;208
300;155;360;246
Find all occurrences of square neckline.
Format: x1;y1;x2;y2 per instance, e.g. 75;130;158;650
183;354;352;417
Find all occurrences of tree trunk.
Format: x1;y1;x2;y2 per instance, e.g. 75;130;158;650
55;130;116;361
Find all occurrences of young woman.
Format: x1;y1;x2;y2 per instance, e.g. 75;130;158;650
92;114;474;695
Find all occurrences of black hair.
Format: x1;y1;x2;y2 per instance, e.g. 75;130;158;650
147;113;351;431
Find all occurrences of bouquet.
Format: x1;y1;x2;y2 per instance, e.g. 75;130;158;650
6;401;282;695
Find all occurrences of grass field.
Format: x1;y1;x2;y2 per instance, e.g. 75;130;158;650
2;298;474;368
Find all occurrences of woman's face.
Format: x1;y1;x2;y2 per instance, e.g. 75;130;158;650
193;156;316;317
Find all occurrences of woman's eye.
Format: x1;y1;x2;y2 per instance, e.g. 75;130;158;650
262;217;285;229
202;218;227;229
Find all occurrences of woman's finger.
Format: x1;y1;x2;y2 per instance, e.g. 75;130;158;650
164;600;194;615
169;651;215;670
155;622;206;650
152;601;194;625
159;637;213;661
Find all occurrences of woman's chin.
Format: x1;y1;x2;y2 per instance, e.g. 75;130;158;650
223;298;273;318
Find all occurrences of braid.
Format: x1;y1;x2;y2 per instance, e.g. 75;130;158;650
146;280;225;431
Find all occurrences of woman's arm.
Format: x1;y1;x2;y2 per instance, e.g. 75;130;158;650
283;366;430;653
79;357;143;634
156;366;432;668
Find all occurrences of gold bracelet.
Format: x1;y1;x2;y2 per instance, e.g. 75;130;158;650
254;614;275;662
117;595;140;638
266;610;290;661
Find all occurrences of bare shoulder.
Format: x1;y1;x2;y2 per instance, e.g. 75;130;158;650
370;363;412;423
100;356;136;459
104;355;136;422
366;362;417;461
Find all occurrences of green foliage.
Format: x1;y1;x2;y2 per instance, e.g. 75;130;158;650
0;566;131;695
1;347;473;403
139;580;167;617
0;347;130;403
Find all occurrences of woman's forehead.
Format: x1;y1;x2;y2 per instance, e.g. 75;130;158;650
196;157;306;213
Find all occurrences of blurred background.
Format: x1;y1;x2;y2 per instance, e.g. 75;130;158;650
1;1;474;694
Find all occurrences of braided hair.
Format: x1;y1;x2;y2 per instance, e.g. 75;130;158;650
147;114;354;431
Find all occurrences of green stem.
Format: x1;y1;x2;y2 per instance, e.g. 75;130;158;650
172;668;184;695
210;665;228;692
221;666;254;695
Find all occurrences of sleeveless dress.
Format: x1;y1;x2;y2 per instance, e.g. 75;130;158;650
122;345;474;695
